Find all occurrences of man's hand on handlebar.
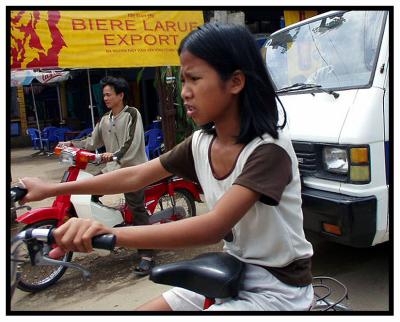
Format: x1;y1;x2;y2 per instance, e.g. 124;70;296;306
101;152;115;163
57;141;73;148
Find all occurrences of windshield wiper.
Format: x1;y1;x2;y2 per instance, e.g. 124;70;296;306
276;83;321;93
276;82;339;99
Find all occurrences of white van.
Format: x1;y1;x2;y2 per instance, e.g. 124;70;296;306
264;10;390;247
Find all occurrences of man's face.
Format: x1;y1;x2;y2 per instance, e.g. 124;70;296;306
103;85;124;110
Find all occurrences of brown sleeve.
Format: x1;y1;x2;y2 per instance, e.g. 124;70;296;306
159;135;199;183
234;144;292;206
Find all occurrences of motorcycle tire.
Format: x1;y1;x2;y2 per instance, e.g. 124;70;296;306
155;189;196;219
16;219;73;292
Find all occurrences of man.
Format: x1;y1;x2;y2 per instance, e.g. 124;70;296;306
59;76;154;276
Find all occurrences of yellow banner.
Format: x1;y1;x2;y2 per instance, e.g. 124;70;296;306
11;10;204;69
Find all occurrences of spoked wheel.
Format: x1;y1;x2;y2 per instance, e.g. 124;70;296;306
16;219;73;292
154;189;196;219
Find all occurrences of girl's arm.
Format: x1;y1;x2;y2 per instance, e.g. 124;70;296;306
51;184;260;253
20;158;171;203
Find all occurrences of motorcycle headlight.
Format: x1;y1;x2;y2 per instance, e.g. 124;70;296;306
322;147;348;174
59;151;75;166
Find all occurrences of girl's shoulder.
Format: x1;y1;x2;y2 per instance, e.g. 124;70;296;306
258;128;292;148
192;129;214;145
240;129;293;163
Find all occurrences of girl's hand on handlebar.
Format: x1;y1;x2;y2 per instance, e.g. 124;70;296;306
19;177;55;204
101;152;115;163
53;218;113;253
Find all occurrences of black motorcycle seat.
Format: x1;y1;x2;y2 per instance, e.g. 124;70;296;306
150;252;244;299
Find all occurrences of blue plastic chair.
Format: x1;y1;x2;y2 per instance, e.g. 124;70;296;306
74;128;93;140
150;120;162;130
41;127;59;150
145;120;162;131
54;127;72;142
26;128;41;150
144;128;163;159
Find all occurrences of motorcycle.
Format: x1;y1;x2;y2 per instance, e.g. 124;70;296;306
12;145;202;292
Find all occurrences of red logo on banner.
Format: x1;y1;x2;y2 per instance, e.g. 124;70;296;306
11;11;67;69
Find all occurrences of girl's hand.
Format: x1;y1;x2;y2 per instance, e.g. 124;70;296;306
19;177;55;204
52;217;113;253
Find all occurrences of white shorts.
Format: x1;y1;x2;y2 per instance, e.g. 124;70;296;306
162;263;314;311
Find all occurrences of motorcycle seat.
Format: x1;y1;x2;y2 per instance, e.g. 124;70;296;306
150;252;244;299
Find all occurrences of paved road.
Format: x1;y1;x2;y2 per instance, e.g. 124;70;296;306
9;148;391;312
309;235;390;311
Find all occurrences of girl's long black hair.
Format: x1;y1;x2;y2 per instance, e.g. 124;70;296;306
178;23;286;144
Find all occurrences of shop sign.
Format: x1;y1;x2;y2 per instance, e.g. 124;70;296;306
11;10;204;69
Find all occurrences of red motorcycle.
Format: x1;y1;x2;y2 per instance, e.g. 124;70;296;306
13;145;202;292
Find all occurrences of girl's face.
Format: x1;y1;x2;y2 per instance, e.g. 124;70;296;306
179;50;240;126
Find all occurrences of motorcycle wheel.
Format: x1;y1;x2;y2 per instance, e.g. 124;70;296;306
155;189;196;219
16;219;73;292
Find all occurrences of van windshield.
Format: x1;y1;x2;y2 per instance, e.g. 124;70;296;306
264;11;387;92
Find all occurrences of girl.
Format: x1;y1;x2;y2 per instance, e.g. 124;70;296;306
20;23;314;311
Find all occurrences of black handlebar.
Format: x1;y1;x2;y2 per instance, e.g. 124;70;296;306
47;228;116;251
91;234;116;251
10;186;28;202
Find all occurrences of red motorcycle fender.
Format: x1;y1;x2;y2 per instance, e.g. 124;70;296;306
171;178;202;202
145;181;167;201
16;207;63;226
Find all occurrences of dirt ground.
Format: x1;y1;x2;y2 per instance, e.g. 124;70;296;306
9;147;222;311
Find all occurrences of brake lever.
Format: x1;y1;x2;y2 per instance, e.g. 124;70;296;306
33;250;91;281
12;205;32;212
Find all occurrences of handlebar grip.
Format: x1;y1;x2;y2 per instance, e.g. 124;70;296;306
48;229;116;251
92;234;116;251
11;187;28;202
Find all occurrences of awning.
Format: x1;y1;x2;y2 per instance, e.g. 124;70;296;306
11;70;70;87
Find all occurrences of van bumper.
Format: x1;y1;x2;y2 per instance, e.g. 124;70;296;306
301;188;377;247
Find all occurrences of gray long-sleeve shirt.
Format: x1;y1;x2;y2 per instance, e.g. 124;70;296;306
72;106;148;173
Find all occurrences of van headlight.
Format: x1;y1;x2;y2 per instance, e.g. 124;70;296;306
323;147;348;174
322;146;370;183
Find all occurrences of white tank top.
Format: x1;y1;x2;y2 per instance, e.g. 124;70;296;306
191;129;313;267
